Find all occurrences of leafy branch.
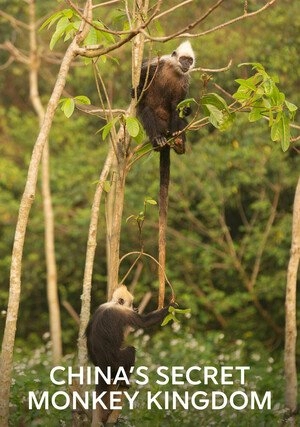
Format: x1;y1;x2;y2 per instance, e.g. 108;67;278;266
187;62;298;152
161;306;191;326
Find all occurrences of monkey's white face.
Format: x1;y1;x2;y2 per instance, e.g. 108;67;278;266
111;285;134;309
171;41;195;75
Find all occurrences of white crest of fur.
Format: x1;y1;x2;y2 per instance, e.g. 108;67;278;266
111;285;134;308
175;41;195;63
146;41;195;68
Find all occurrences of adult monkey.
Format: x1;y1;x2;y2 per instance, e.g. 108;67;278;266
86;285;172;425
133;41;195;306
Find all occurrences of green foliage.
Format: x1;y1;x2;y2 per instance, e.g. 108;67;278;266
125;116;140;138
233;63;297;151
40;8;116;51
201;93;235;131
59;95;91;118
100;116;119;140
161;306;191;326
40;8;80;50
10;342;73;426
100;116;145;144
126;197;157;237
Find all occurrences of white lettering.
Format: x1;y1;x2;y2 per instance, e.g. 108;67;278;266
236;366;250;385
147;391;162;409
192;391;209;410
251;391;272;409
135;366;149;385
156;366;169;385
212;391;227;409
124;391;139;409
203;366;218;384
186;366;201;385
28;391;49;410
50;366;65;385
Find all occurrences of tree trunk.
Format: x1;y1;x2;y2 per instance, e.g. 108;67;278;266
284;175;300;417
77;146;114;368
28;0;62;365
0;36;78;426
106;129;129;299
106;1;148;299
42;140;62;364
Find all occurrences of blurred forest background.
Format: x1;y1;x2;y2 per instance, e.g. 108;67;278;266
0;0;299;425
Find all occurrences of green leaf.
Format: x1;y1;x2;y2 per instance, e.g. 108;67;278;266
239;62;265;73
271;114;291;151
285;100;297;113
280;114;291;152
126;117;140;138
271;119;281;142
84;27;98;46
235;78;256;92
219;112;235;131
50;16;70;50
206;105;223;128
61;98;75;118
126;215;136;223
248;107;263;122
161;313;174;326
161;306;191;326
177;98;197;109
172;308;191;315
39;9;73;31
201;93;229;112
74;95;91;105
144;197;157;206
100;117;119;140
101;122;113;140
95;21;116;44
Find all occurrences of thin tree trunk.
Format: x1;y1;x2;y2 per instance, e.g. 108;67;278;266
284;175;300;417
77;146;114;368
28;0;62;365
106;1;148;299
106;129;129;299
42;140;62;364
0;8;90;418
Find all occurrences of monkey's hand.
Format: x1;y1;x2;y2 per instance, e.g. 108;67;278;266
182;106;192;117
171;131;186;155
153;136;168;151
168;301;178;308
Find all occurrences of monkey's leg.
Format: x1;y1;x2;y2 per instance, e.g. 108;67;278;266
92;384;110;426
91;404;104;427
106;385;127;425
170;110;187;154
139;106;168;150
104;347;135;425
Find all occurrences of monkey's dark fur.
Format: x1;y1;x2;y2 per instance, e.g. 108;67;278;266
86;285;169;393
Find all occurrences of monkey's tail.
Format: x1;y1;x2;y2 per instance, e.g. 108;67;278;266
158;146;170;308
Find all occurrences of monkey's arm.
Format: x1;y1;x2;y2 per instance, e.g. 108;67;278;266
133;62;159;99
138;105;168;149
128;306;170;329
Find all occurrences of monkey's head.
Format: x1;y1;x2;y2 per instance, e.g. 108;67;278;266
111;285;134;309
171;41;195;74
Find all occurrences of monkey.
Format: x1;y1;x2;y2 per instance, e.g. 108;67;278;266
133;41;195;307
134;40;195;154
85;285;171;425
